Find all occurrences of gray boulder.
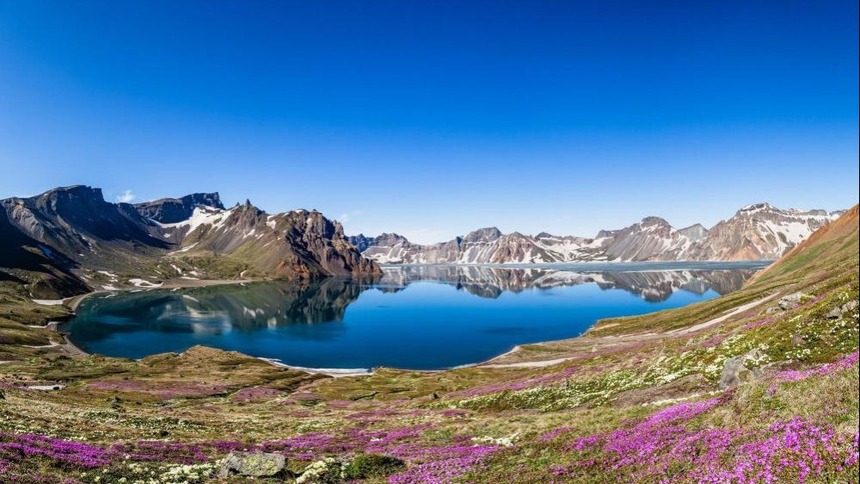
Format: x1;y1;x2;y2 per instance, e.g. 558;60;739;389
778;292;808;311
719;350;764;390
826;299;858;319
218;451;288;478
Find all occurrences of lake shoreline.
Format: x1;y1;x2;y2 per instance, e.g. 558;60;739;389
52;261;770;376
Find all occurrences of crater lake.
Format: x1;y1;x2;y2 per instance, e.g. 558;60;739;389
64;261;769;370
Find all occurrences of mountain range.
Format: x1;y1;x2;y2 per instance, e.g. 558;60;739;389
348;203;843;264
0;185;844;299
0;186;378;298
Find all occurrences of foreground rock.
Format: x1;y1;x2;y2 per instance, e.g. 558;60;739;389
778;292;810;311
218;451;289;478
719;350;764;390
827;300;858;319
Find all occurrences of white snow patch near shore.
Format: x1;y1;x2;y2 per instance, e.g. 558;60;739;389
32;299;65;306
128;278;163;288
259;357;372;377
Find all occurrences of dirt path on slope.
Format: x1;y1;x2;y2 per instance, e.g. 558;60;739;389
663;292;778;336
480;292;778;369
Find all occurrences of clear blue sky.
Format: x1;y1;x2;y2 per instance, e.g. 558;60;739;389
1;1;857;243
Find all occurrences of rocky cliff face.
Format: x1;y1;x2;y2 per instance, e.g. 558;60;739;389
596;216;700;261
682;203;838;261
134;193;224;223
1;185;171;272
159;203;380;278
0;186;380;296
0;206;89;298
347;233;420;263
353;203;843;264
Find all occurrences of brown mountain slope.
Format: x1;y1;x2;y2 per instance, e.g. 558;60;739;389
751;204;858;284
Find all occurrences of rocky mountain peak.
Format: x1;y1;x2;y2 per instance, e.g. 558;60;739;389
189;192;223;209
346;234;371;251
463;227;503;243
134;192;224;223
34;185;106;213
738;202;774;214
350;202;842;265
376;233;409;245
640;216;671;227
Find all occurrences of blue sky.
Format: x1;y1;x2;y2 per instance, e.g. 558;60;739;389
1;1;857;243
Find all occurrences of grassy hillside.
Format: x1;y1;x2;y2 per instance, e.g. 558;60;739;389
1;207;857;483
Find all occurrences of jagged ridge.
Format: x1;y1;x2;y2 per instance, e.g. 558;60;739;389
0;186;381;297
352;203;844;264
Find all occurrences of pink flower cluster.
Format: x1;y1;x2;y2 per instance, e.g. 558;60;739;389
553;393;857;482
387;444;500;484
772;351;859;384
0;432;111;468
254;423;435;460
0;432;219;472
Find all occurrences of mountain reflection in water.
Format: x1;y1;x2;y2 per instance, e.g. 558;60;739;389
65;261;768;369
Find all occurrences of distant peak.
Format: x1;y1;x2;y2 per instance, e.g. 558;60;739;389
535;231;555;239
640;216;670;226
463;227;503;243
739;202;773;212
43;185;104;200
31;186;107;212
184;192;223;210
136;192;224;210
376;232;409;244
134;192;224;223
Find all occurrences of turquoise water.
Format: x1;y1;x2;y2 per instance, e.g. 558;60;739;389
64;262;768;370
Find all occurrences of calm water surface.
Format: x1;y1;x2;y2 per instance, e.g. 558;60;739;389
65;262;769;370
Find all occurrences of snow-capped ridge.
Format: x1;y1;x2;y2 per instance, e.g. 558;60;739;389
353;203;842;264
